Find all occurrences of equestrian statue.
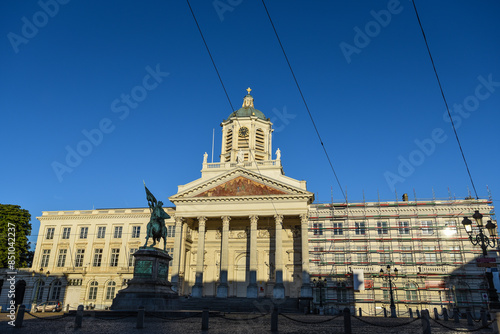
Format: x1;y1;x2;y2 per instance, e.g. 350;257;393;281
143;182;170;251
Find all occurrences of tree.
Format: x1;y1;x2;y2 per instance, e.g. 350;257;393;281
0;204;32;268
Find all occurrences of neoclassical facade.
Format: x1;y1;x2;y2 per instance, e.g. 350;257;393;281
169;89;314;298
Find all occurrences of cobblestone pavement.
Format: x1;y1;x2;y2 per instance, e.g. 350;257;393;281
0;311;497;333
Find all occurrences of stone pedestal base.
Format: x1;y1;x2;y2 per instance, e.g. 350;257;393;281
216;284;228;298
246;283;258;298
273;283;285;299
111;247;178;311
192;284;203;298
300;284;312;298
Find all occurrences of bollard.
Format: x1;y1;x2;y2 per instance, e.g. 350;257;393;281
66;304;70;312
359;307;362;317
271;307;278;332
481;308;488;328
421;309;431;334
383;307;387;318
416;309;421;319
409;308;413;319
442;308;448;321
75;305;84;328
466;308;473;326
433;307;439;320
14;305;26;328
202;308;209;330
136;306;145;329
344;308;352;334
453;308;460;323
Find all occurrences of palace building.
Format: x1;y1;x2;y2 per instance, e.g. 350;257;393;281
0;89;497;315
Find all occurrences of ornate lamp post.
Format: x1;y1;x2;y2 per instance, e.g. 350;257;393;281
312;276;327;314
380;265;398;318
461;210;500;309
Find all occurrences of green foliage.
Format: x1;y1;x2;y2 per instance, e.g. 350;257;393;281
0;204;32;268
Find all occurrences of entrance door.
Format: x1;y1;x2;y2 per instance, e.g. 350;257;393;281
235;256;247;297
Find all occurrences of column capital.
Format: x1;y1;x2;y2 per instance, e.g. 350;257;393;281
299;213;309;224
249;215;259;224
197;216;207;226
174;216;184;225
221;216;231;225
274;214;284;224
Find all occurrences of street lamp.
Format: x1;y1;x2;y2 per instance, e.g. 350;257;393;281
312;276;327;313
461;211;500;309
380;265;398;318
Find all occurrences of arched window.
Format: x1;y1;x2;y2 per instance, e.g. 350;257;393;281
34;280;45;303
105;281;116;300
50;280;63;300
88;281;98;300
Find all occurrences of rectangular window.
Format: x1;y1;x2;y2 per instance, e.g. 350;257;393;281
79;227;88;239
128;248;138;267
40;249;50;267
57;249;67;267
62;227;71;239
398;221;410;235
313;223;323;236
75;249;85;267
93;249;103;267
450;246;462;262
46;228;55;240
357;252;368;263
334;249;345;263
401;246;413;263
382;283;390;300
380;246;391;263
421;220;434;235
114;226;123;238
444;221;457;236
333;222;343;235
377;221;388;235
167;247;174;265
424;246;437;262
355;222;366;235
110;248;120;267
97;226;106;239
88;284;98;300
132;226;141;238
167;225;175;238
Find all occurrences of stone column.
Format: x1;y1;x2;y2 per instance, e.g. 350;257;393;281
273;214;285;299
170;216;183;293
299;213;312;298
192;217;207;298
217;216;231;298
247;215;259;298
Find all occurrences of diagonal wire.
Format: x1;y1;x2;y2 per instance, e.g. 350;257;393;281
411;0;478;199
261;0;346;203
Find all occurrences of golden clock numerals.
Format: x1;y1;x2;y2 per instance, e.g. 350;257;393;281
239;127;249;137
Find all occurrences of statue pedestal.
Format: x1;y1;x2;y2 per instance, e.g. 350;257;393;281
111;247;178;311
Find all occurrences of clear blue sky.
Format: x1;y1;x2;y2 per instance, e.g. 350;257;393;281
1;1;499;247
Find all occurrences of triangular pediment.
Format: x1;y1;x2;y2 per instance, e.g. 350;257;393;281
169;168;313;202
195;176;287;197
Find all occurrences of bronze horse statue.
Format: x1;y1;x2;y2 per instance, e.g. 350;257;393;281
143;183;170;251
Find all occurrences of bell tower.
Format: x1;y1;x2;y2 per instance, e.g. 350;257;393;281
220;88;273;163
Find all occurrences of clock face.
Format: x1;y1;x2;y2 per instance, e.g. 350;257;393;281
239;127;249;137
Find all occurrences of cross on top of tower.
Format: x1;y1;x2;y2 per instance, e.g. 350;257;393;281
246;87;252;95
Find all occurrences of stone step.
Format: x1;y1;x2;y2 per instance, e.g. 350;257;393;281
177;297;300;313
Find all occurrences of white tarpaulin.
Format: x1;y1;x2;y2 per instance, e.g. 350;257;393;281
353;269;365;291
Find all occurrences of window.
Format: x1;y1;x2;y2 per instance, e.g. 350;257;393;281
424;246;437;262
450;246;462;262
62;227;71;239
405;283;418;301
313;223;323;236
167;225;175;237
337;283;348;302
313;247;324;259
444;221;457;236
106;281;116;300
334;250;345;263
377;221;388;235
93;249;103;267
79;227;88;239
357;246;368;262
333;222;343;235
398;221;410;235
88;281;98;300
114;226;123;238
355;222;366;235
40;249;50;267
128;248;138;267
382;282;390;300
35;281;45;302
57;249;67;267
132;226;141;238
50;280;62;300
75;249;85;267
421;220;434;235
97;226;106;239
380;246;391;263
401;246;413;263
110;248;120;267
46;228;55;240
166;248;174;265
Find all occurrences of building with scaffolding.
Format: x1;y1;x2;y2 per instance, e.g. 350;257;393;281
308;196;498;316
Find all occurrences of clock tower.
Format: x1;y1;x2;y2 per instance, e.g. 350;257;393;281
220;88;273;163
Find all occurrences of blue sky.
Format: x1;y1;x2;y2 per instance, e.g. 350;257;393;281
1;0;499;247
